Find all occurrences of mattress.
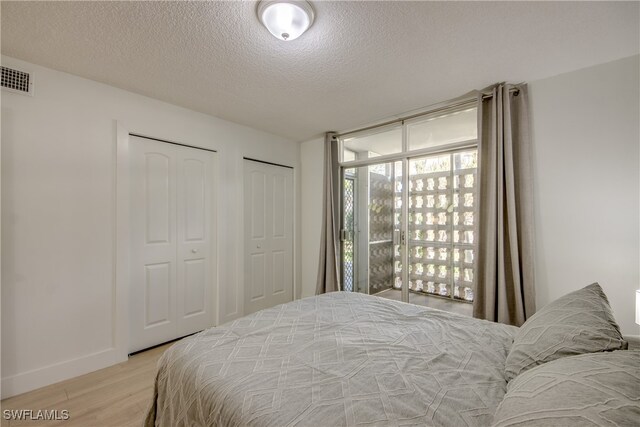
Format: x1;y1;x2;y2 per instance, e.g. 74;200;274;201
145;292;518;426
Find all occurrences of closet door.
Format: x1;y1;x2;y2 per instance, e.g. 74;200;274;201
129;136;216;353
175;145;216;337
129;137;178;352
244;160;293;315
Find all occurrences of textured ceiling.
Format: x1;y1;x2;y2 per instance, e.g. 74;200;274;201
2;1;639;142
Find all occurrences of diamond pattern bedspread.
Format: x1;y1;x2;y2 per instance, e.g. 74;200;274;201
145;292;518;427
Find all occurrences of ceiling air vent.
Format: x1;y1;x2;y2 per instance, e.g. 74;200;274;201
1;66;33;96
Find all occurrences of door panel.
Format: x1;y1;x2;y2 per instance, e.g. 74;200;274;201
183;159;206;242
244;160;293;315
250;171;266;239
247;169;269;305
130;137;178;351
145;262;171;326
183;259;206;316
250;254;266;300
130;136;216;353
145;154;171;244
272;174;286;237
272;251;285;295
175;145;215;337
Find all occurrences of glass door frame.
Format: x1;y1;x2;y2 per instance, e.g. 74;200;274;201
338;114;478;304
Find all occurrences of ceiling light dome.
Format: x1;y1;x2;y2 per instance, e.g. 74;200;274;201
257;1;315;41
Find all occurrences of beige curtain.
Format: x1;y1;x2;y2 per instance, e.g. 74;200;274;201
316;132;341;294
474;83;536;326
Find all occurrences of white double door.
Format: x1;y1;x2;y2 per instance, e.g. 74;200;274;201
244;160;294;315
129;135;216;353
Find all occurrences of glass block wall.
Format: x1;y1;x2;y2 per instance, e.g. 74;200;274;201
393;150;477;302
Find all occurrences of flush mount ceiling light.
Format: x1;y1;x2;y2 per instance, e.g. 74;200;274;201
257;1;315;41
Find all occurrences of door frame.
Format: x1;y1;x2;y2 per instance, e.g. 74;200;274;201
115;122;219;359
338;149;479;304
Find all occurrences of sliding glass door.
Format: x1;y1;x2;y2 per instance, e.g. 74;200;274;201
341;161;402;296
339;104;478;308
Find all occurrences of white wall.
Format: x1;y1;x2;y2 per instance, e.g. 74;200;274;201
300;138;324;298
530;55;639;335
299;54;640;334
1;56;300;398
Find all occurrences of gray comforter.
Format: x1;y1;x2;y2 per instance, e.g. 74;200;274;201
145;292;518;426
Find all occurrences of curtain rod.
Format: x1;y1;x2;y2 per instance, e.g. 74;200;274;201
334;87;520;139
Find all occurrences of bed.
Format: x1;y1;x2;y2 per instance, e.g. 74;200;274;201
145;285;638;427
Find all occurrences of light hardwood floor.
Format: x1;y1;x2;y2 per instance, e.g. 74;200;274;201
1;343;172;427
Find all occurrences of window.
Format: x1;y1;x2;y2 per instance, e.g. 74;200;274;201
339;102;478;306
407;107;477;151
341;124;402;162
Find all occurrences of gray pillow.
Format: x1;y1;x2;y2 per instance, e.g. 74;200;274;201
505;283;627;381
493;350;640;427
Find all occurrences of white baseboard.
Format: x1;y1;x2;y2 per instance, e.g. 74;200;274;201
0;347;127;399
